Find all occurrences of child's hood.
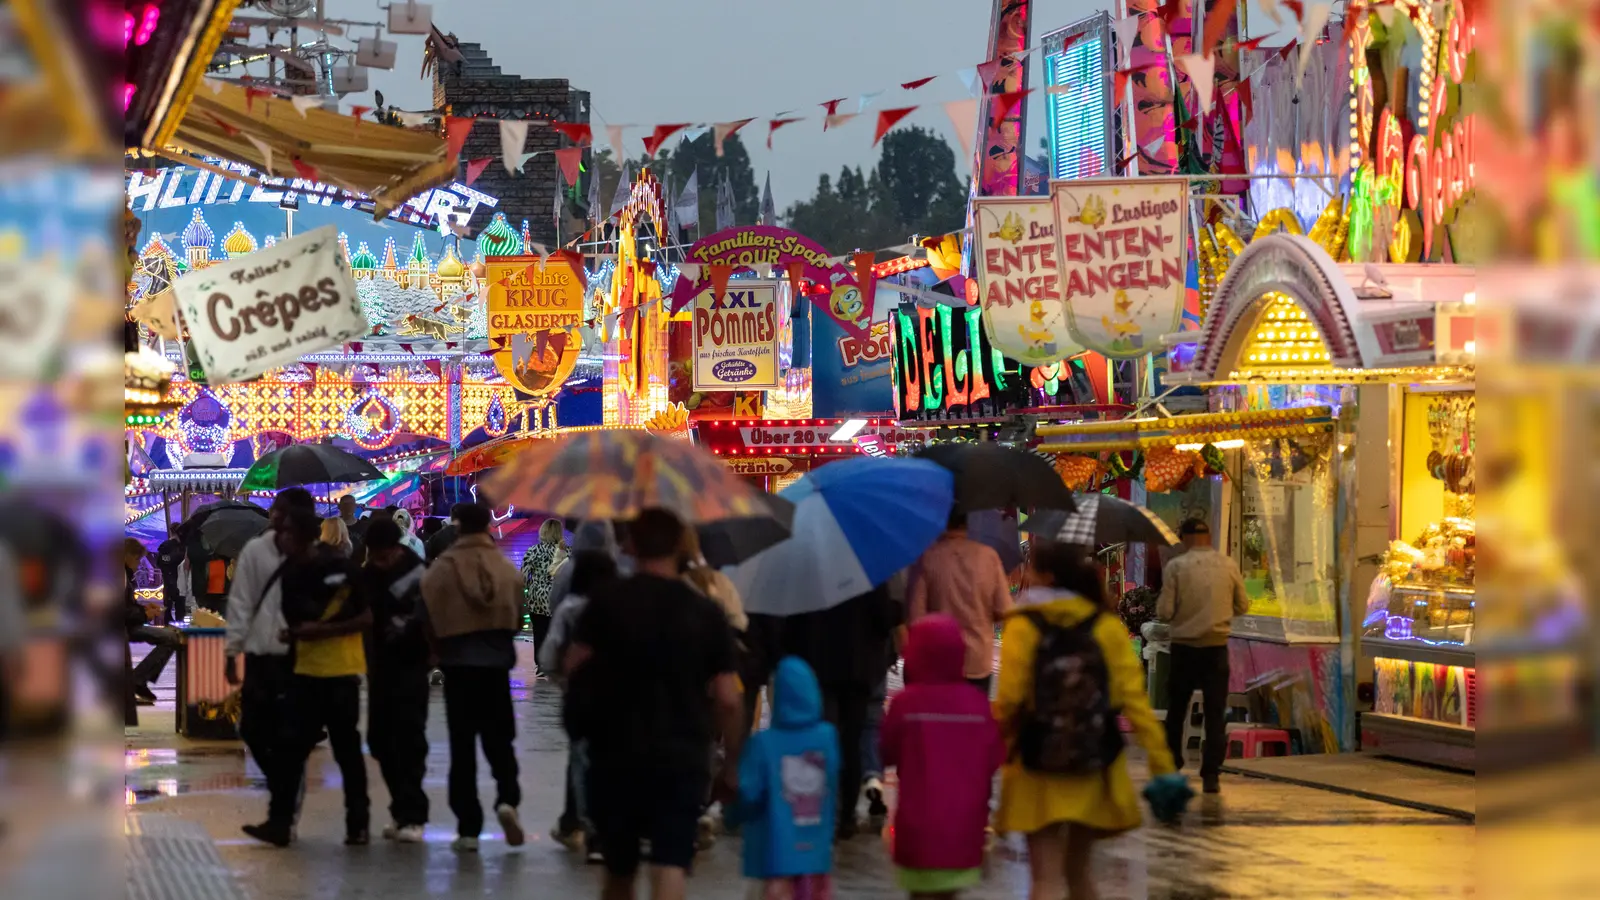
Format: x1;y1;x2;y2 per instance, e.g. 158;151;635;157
771;655;822;728
904;614;966;685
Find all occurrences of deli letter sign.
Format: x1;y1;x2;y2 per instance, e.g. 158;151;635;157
693;280;781;391
1050;177;1189;358
173;225;367;382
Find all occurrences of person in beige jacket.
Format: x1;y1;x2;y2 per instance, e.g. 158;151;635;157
1155;518;1251;794
420;502;526;851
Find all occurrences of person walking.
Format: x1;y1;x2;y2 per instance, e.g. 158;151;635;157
520;518;567;647
549;520;620;615
225;487;316;799
540;547;619;859
907;511;1012;696
156;529;186;624
780;583;899;840
880;614;1005;899
125;539;179;705
244;508;372;847
1156;518;1250;795
728;655;838;900
994;545;1180;900
420;502;526;852
563;508;744;900
362;520;433;843
320;517;353;558
861;569;908;826
391;508;428;561
677;526;746;848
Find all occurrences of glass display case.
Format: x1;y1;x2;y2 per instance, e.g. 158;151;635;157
1229;433;1340;642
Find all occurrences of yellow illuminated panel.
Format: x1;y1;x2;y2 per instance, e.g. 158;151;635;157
1235;293;1334;371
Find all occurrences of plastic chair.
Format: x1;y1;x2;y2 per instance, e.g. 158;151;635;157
1225;725;1292;759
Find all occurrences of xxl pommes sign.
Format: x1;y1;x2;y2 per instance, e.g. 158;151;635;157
693;282;781;391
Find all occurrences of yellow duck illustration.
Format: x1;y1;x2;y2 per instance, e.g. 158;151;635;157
987;210;1025;244
1018;299;1058;358
1100;289;1144;352
1077;194;1107;228
828;272;866;327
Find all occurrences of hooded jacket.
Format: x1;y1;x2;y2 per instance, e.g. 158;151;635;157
732;656;839;880
548;520;619;615
420;533;521;641
880;614;1005;871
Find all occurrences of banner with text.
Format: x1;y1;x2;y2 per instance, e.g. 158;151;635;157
974;196;1083;365
173;225;366;383
487;255;585;396
693;281;782;391
1050;177;1189;357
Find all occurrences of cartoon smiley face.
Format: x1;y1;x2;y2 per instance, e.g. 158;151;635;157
830;284;864;324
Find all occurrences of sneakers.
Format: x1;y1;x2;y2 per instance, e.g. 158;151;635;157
429;669;445;686
241;821;292;847
695;814;717;852
394;825;425;843
550;825;584;852
864;777;888;818
496;803;525;847
452;836;480;852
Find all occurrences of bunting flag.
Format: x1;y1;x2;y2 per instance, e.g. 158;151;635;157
1260;0;1284;24
956;67;980;97
554;147;583;186
464;157;493;186
785;262;805;303
1341;2;1366;48
349;105;371;128
445;116;475;158
825;112;859;130
1176;55;1217;115
901;76;936;90
243;85;273;113
515;151;537;173
587;161;601;221
395;110;429;127
874;107;917;146
606;124;625;160
555;179;563;230
760;173;775;226
291;157;319;181
821;98;847;126
714;118;754;156
1236;35;1270;52
424;359;442;379
1284;0;1306;19
1201;0;1239;61
245;134;274;174
206;112;240;137
1237;78;1255;125
1277;39;1298;63
707;263;734;304
551;121;592;145
679;263;701;283
1157;0;1185;32
398;343;414;354
290;94;323;116
1375;4;1396;27
1297;4;1331;88
643;123;690;157
989;89;1030;127
857;90;886;113
1112;15;1140;62
767;117;803;149
715;173;735;231
610;162;634;216
976;57;1005;89
499;119;529;175
1144;134;1166;156
676;169;700;227
943;98;978;160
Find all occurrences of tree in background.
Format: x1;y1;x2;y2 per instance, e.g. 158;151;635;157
582;133;759;241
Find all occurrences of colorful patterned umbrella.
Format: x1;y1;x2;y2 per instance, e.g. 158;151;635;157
480;429;773;523
446;432;558;476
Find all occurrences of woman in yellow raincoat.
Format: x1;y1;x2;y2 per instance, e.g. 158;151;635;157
994;544;1177;900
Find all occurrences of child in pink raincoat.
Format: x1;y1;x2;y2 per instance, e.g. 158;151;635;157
881;614;1005;898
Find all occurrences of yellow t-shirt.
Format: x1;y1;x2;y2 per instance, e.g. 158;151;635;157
294;588;367;678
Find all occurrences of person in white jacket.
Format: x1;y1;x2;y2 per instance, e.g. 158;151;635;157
224;487;316;821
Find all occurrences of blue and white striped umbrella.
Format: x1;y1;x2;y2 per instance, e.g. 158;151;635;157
730;457;954;617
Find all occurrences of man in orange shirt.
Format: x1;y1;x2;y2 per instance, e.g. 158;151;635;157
907;511;1013;695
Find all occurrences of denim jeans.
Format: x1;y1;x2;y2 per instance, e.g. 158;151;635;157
861;670;887;780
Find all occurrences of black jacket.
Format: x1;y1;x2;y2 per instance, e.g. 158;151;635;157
363;548;430;669
779;585;899;688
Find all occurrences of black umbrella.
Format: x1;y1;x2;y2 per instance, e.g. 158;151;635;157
967;509;1024;572
1021;494;1179;548
697;493;795;569
240;442;384;491
915;443;1078;513
197;506;271;558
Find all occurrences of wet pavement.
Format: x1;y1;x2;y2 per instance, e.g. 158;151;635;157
126;641;1473;898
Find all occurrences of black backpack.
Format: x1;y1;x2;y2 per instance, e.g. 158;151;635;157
1015;610;1124;775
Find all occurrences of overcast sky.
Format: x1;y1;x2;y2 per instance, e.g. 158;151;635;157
314;0;1292;205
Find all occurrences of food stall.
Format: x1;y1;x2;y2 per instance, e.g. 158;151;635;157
693;418;936;492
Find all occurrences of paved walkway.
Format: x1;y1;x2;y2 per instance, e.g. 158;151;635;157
126;642;1474;899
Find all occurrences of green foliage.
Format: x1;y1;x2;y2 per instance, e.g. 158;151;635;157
585;133;759;234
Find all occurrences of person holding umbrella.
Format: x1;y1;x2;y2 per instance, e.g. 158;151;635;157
906;509;1014;696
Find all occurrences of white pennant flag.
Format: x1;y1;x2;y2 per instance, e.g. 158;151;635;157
245;134;274;174
676;169;700;227
754;263;773;278
682;125;709;142
499;119;529;175
203;78;224;95
1297;3;1332;90
956;67;981;98
857;90;886;113
1144;135;1166;156
678;263;701;282
943;98;979;162
290;95;323;117
1375;4;1396;27
606;124;626;161
515;151;537;173
1046;83;1078;95
1112;16;1140;64
825;112;859;130
1176;54;1218;115
1260;0;1283;24
529;242;549;260
395;110;429;127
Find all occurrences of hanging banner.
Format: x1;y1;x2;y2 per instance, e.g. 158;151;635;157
973;196;1082;365
670;225;869;339
693;280;782;391
1050;178;1189;357
486;255;585;395
172;225;367;383
812;312;894;418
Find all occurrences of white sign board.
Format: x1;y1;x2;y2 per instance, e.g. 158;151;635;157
973;196;1082;364
173;225;367;383
693;281;781;391
0;260;73;379
1050;177;1190;357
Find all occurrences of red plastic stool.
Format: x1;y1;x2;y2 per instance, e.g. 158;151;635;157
1225;725;1291;759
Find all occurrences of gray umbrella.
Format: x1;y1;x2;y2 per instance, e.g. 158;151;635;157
196;505;271;558
1021;493;1179;549
697;493;795;569
915;443;1078;513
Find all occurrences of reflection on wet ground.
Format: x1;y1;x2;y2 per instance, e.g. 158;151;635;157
127;641;1473;898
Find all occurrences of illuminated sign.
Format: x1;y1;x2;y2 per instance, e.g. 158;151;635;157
486;256;584;396
1043;13;1113;181
890;304;1014;420
727;458;795;476
693;282;781;391
126;162;499;229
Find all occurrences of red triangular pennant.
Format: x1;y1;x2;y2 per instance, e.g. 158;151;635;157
976;57;1006;89
302;362;318;376
1236;35;1270;52
1342;2;1365;49
348;341;363;353
873;107;917;146
1277;40;1299;63
1114;70;1130;99
424;359;442;379
445;116;476;159
291;157;319;181
989;89;1031;127
901;76;936;90
1116;150;1138;171
785;263;805;304
767;117;803;149
534;328;549;361
349;105;372;129
708;264;734;303
549;249;585;286
554;147;582;187
639;259;657;278
1237;79;1255;125
551;121;592;145
398;342;413;353
1157;0;1185;31
850;251;877;337
206;113;240;137
1284;0;1306;20
643;123;690;157
464;157;493;185
244;86;273;113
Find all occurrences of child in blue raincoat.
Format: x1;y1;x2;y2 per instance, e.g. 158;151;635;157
729;656;839;900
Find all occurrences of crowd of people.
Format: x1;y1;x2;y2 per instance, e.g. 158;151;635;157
126;490;1256;900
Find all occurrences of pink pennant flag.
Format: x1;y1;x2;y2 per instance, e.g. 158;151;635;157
873;107;917;146
1112;15;1140;62
445;116;475;159
464;156;493;186
767;117;803;149
1176;54;1218;115
643;123;690;157
942;99;978;160
554;147;582;187
901;76;936;90
551;121;592;145
825;112;859;130
714;118;754;156
976;58;1006;90
606;124;626;160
